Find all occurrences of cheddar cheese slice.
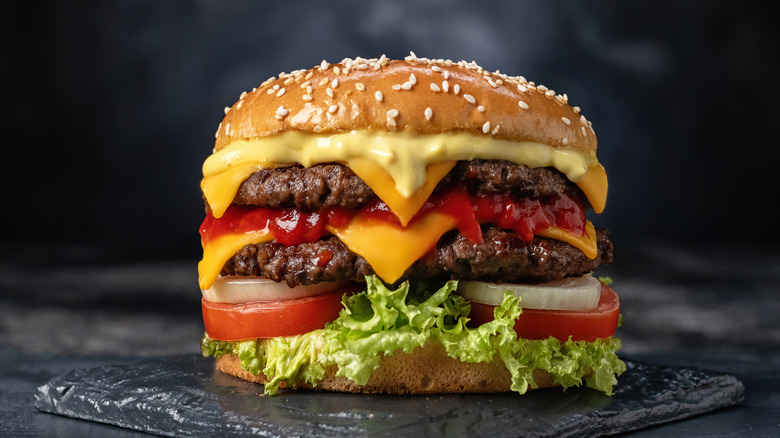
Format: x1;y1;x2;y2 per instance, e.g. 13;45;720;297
348;159;456;226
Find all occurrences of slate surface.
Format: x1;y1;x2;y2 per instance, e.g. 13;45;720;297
34;355;744;437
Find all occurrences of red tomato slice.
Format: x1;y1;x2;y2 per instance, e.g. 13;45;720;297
468;284;620;342
202;289;347;341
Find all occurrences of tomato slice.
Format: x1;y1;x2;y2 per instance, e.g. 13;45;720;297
202;289;347;341
468;284;620;342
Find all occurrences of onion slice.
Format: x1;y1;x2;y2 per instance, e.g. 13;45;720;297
456;275;602;310
202;276;350;304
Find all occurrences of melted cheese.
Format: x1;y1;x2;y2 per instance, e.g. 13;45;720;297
537;221;598;260
349;159;456;226
201;162;266;219
202;130;605;207
199;230;274;290
575;164;608;214
326;212;458;284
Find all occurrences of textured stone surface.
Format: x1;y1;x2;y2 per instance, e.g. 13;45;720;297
34;355;743;437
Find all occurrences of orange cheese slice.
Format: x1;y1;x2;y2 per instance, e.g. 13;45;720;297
537;221;598;260
348;159;456;226
575;164;608;214
198;230;274;290
326;212;458;284
201;162;267;219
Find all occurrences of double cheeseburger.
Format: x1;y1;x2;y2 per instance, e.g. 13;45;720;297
199;54;625;395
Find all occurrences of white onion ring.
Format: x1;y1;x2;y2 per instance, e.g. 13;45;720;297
201;276;350;304
456;275;601;310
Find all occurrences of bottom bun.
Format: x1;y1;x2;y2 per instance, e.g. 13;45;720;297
215;341;563;394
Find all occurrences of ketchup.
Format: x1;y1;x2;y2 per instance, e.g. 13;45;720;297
200;186;587;246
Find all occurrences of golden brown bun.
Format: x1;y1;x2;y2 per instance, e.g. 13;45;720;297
215;55;596;154
215;341;562;394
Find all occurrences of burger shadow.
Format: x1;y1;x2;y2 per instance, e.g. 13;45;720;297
207;368;613;436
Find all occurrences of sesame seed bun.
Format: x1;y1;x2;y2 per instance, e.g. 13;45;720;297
215;55;596;155
215;341;564;394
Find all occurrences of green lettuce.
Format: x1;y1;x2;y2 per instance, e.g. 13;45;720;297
202;276;626;395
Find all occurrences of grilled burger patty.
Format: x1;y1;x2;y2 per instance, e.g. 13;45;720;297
221;227;613;287
221;159;610;286
232;160;591;211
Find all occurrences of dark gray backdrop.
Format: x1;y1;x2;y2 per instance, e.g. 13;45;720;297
3;1;778;261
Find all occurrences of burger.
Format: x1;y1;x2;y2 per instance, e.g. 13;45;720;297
198;54;625;396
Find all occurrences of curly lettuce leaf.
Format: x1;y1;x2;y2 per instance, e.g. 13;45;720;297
201;276;625;395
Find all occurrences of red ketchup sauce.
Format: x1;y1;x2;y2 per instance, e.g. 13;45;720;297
199;186;586;246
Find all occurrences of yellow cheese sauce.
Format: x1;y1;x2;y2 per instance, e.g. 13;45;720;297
201;130;607;219
204;130;599;194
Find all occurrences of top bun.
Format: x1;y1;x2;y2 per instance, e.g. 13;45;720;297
215;54;596;154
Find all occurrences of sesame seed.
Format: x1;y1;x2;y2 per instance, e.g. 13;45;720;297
306;86;313;94
442;81;449;92
444;71;450;79
305;71;314;80
266;88;275;95
517;84;528;93
392;84;402;91
375;91;383;102
333;66;340;75
580;115;588;124
331;78;339;88
237;101;243;109
284;77;294;85
273;84;280;90
573;106;581;113
562;137;569;145
275;106;288;117
386;117;397;127
477;105;485;112
355;82;366;91
320;60;329;71
300;80;311;89
581;127;587;136
430;83;441;92
431;65;442;72
386;109;399;118
224;106;231;115
488;79;497;88
492;125;500;135
425;107;433;120
225;122;230;134
276;88;286;97
561;117;571;125
328;104;338;114
401;81;412;90
453;84;460;94
409;73;417;85
302;94;313;101
518;100;529;109
239;91;247;99
482;121;491;134
545;90;555;97
326;88;334;98
313;125;322;133
464;94;476;104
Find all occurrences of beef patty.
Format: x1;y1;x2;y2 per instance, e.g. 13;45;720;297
219;160;609;286
221;226;613;287
232;160;591;211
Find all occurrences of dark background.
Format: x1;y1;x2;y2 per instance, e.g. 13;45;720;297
2;3;780;435
3;0;779;261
